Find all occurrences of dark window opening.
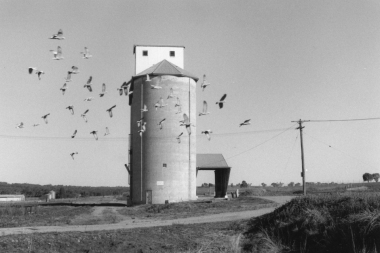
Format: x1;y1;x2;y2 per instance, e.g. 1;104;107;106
143;50;148;56
170;51;175;57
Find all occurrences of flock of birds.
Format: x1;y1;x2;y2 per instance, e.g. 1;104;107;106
15;29;128;160
136;73;251;143
15;29;252;159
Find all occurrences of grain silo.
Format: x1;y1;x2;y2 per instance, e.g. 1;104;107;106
128;45;199;205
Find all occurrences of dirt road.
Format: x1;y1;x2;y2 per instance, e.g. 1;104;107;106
0;196;294;236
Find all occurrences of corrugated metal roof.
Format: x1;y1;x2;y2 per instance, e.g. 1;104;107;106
133;59;199;82
196;154;230;168
133;44;185;54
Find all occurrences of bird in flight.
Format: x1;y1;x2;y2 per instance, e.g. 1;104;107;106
50;46;64;60
151;81;162;89
106;105;116;117
138;122;146;137
33;124;39;127
104;127;110;136
90;131;98;140
84;76;93;92
239;119;251;127
199;101;210;116
201;130;213;141
70;152;78;160
66;105;74;115
176;132;183;143
216;94;227;109
137;118;144;127
29;68;44;80
64;71;72;82
71;130;77;138
84;97;94;102
201;74;210;91
181;114;194;135
70;66;79;74
80;47;92;59
117;87;124;96
41;113;50;124
141;104;148;113
158;118;166;129
49;29;65;40
146;74;151;82
81;109;89;123
15;122;24;129
175;97;181;107
99;83;107;97
60;83;67;95
167;88;175;99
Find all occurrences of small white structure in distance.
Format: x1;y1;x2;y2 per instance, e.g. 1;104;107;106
134;45;184;75
0;195;25;202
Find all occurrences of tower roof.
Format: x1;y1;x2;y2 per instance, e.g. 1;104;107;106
133;59;199;82
196;154;230;169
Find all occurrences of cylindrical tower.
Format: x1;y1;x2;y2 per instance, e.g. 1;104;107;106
130;60;198;204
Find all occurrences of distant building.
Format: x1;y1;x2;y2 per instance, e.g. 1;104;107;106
0;195;25;202
133;45;184;75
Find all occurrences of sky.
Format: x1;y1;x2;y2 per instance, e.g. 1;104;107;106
1;0;380;187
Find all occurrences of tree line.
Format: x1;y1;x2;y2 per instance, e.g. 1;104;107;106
0;182;129;198
362;173;380;183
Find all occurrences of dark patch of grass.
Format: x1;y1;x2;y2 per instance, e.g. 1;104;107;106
119;196;276;220
0;206;93;228
243;193;380;252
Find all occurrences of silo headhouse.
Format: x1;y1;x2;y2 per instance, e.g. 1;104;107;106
128;45;199;205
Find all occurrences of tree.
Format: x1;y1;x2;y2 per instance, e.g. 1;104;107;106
288;182;294;187
363;173;374;183
295;183;301;187
261;183;266;187
372;173;380;182
230;183;234;187
240;181;248;188
271;183;278;187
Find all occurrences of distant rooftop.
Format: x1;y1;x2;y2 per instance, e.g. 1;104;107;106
133;45;185;54
133;59;198;82
196;154;230;169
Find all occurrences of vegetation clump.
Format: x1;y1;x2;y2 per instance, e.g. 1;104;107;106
243;193;380;252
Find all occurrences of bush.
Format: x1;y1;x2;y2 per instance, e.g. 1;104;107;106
243;193;380;252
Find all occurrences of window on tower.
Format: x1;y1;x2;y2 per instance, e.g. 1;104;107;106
170;51;175;57
143;50;148;56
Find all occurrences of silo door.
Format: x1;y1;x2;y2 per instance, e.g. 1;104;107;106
146;190;152;204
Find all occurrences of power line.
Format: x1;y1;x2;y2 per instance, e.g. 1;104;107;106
0;127;293;141
306;117;380;122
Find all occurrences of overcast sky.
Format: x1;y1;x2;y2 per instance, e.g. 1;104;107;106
1;0;380;187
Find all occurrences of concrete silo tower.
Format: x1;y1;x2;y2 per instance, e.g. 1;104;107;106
128;45;198;205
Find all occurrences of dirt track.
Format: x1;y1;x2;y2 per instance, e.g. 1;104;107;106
0;196;295;236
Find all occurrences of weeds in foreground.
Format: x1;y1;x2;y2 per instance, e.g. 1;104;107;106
243;193;380;252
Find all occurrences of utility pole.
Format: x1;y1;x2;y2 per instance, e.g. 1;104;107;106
291;119;309;196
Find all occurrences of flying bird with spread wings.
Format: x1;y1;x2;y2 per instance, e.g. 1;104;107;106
64;71;72;82
99;83;107;97
81;109;89;123
216;94;227;109
199;101;210;116
106;105;116;117
70;152;78;160
80;47;92;59
176;132;183;143
181;114;194;135
158;118;166;129
50;46;64;60
239;119;251;127
71;130;77;138
167;88;175;99
41;113;50;124
141;104;148;113
15;122;24;129
201;130;213;141
66;105;74;115
49;29;65;40
29;68;44;80
104;127;110;136
70;66;79;74
60;83;67;95
90;131;98;140
84;76;93;92
201;74;210;91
